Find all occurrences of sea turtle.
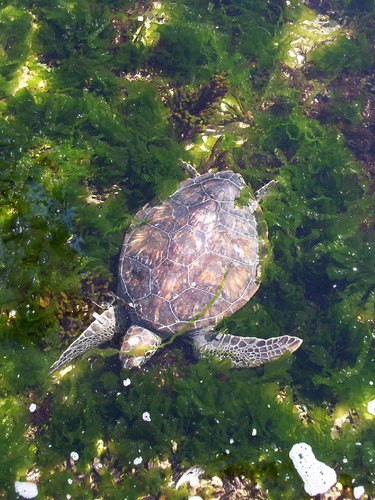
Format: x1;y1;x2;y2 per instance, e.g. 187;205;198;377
50;170;302;374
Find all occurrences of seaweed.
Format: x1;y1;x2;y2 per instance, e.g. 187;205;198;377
150;22;225;82
0;0;374;498
308;34;374;76
169;74;228;139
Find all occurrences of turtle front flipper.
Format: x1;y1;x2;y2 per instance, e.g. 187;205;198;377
193;331;302;368
49;306;126;375
120;325;162;369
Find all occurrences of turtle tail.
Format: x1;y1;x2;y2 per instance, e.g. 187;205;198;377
194;332;302;368
49;306;126;375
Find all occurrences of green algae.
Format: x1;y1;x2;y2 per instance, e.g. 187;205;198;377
309;33;374;76
151;22;225;81
0;0;374;498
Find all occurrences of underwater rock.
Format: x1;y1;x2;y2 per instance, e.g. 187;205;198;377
14;481;38;499
289;442;337;496
170;75;228;139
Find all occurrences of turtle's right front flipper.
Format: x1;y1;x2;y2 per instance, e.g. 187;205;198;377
193;331;302;368
49;306;126;375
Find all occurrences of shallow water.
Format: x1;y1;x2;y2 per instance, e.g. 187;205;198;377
0;1;374;498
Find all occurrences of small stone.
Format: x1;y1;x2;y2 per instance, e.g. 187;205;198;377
70;451;79;461
14;481;38;499
211;476;223;488
353;485;365;499
367;399;375;416
251;428;257;436
133;456;143;465
67;479;73;485
123;378;131;387
29;403;37;413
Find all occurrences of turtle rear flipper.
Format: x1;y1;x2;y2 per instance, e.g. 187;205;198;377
193;332;302;368
49;306;125;375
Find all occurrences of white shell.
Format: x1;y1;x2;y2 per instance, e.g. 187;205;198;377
70;451;79;461
289;443;337;496
176;466;204;490
14;481;38;499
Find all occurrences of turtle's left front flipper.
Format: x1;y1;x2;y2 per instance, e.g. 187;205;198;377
193;332;302;368
49;306;126;375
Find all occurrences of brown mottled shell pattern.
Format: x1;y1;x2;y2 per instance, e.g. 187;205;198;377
118;171;260;336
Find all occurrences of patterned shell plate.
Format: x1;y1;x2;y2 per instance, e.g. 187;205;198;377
118;171;260;335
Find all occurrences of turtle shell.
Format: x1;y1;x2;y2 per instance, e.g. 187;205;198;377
118;171;261;336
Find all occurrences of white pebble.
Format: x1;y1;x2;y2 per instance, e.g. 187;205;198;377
289;443;337;496
123;378;131;387
70;451;79;461
66;495;72;500
353;485;365;499
67;479;73;485
14;481;38;499
142;411;151;422
211;476;223;488
133;456;143;465
251;428;257;436
367;399;375;416
29;403;37;413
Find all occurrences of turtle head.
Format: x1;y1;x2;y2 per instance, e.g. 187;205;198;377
120;325;162;369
